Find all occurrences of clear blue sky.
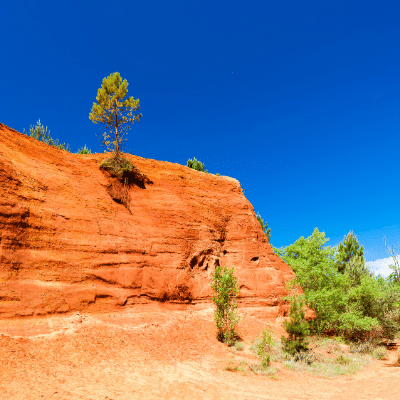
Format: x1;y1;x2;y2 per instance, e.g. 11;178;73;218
1;1;399;269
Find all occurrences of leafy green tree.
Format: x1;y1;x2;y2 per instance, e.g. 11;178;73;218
89;72;142;159
256;212;271;240
211;266;240;346
187;157;207;172
274;228;381;339
336;231;365;273
28;119;71;151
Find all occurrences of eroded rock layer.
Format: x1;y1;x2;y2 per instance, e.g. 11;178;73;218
0;123;295;318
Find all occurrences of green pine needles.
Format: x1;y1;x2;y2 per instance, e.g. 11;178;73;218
76;144;92;154
187;157;207;172
281;293;310;356
336;231;365;274
90;72;141;175
256;212;271;240
211;266;240;346
28;119;71;152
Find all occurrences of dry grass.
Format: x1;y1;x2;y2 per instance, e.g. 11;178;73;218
245;334;376;379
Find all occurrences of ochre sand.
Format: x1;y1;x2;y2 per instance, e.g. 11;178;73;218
0;303;399;400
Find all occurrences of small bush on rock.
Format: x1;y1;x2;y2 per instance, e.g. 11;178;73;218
100;154;134;180
77;144;92;154
28;119;71;152
187;157;207;172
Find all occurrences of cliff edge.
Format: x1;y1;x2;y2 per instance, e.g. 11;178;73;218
0;123;295;318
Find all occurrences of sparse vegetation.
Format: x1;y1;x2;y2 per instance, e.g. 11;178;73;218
256;212;271;240
372;346;389;360
252;326;276;367
224;358;247;372
234;341;244;351
211;266;240;346
76;144;92;154
187;157;207;172
247;335;375;379
100;154;135;179
27;119;71;151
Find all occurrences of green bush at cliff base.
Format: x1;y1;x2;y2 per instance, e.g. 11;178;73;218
281;293;310;356
253;326;276;367
211;265;240;346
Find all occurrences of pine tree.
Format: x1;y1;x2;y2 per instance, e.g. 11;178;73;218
89;72;142;159
28;119;71;152
336;231;365;274
281;295;310;356
256;212;271;240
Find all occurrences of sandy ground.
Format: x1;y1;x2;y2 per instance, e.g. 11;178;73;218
0;303;399;400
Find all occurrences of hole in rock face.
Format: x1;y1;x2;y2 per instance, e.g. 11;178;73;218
222;250;228;255
190;257;197;269
251;256;259;262
214;259;220;267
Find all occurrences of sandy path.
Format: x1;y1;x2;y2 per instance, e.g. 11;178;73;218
0;305;399;400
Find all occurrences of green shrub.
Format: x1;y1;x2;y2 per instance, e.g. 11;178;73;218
28;119;71;151
281;293;310;356
187;157;207;172
253;326;276;367
211;266;240;346
77;144;92;154
372;346;389;360
100;154;134;180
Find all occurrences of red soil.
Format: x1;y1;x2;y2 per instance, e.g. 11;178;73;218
0;306;399;399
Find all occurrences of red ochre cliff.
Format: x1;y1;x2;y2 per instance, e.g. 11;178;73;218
0;123;296;318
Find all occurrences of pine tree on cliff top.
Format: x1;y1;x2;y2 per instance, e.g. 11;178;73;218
89;72;142;159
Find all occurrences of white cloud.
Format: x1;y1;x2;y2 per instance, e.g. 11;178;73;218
366;255;400;277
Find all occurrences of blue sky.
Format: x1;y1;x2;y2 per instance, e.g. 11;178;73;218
1;1;399;273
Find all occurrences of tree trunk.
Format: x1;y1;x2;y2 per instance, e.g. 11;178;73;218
115;111;119;158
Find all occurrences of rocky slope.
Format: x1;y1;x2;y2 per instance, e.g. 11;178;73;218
0;123;295;318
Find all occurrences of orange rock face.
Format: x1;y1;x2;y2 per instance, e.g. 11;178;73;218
0;123;295;318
